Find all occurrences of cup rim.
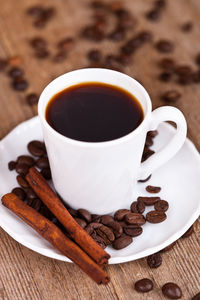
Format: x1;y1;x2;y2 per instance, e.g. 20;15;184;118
38;68;152;148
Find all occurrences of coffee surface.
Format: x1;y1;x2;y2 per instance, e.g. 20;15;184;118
45;82;144;142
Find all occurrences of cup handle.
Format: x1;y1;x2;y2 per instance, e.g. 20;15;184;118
138;106;187;180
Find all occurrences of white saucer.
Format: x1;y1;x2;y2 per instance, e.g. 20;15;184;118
0;117;200;264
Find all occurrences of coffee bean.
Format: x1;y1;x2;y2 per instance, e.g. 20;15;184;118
68;208;78;217
28;140;46;157
138;174;152;183
26;188;37;200
108;27;126;41
92;234;106;249
12;187;26;201
181;225;194;238
159;58;175;70
142;149;155;162
146;9;160;21
30;37;47;49
161;90;181;103
36;157;49;169
40;205;54;220
125;213;146;226
33;18;46;29
87;49;102;62
159;71;172;82
91;214;101;222
138;196;160;206
75;218;87;229
147;252;162;268
57;37;74;51
116;53;132;65
8;56;22;66
78;209;92;223
31;198;42;211
81;25;105;41
52;51;67;63
40;167;51;180
138;31;153;43
17;155;35;167
146;185;161;193
8;67;24;78
155;40;174;53
134;278;154;293
107;221;123;238
130;200;145;214
26;5;44;17
118;221;127;228
8;161;17;170
35;48;49;59
147;130;158;138
124;225;143;237
16;163;29;176
162;282;182;299
114;209;130;221
145;136;154;147
0;59;8;71
16;175;29;189
112;235;133;250
155;0;166;8
96;225;115;245
181;22;193;32
85;222;102;235
90;1;107;9
12;78;29;91
175;65;192;76
192;292;200;300
161;242;176;253
43;7;56;21
154;200;169;212
26;93;38;105
100;215;114;225
146;210;166;223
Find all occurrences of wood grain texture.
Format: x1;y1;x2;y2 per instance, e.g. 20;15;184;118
0;0;199;299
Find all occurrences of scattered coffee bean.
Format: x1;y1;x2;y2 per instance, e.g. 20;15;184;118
146;210;166;223
181;22;193;32
12;187;26;201
159;71;172;82
146;9;160;21
8;161;16;170
134;278;154;293
147;252;162;268
28;140;46;157
16;175;29;189
85;222;102;235
138;196;160;206
124;225;143;237
112;235;133;250
155;40;174;53
107;221;123;238
36;157;49;169
57;37;74;51
26;5;44;17
116;53;132;65
147;130;158;138
114;209;130;221
192;292;200;300
100;215;114;225
78;209;92;223
155;0;166;8
92;234;106;249
96;225;115;245
74;218;87;229
181;225;194;238
91;214;101;222
8;67;24;78
32;198;42;211
11;78;29;91
146;185;161;193
154;200;169;212
161;90;181;103
26;93;38;105
87;49;102;63
138;174;152;183
30;37;47;49
26;188;37;200
40;167;51;180
125;213;146;226
17;155;35;167
108;27;126;41
130;200;145;214
68;208;78;217
161;242;176;253
81;25;105;41
15;163;29;176
162;282;182;299
159;58;175;70
145;136;153;147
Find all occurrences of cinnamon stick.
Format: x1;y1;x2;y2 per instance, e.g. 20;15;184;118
26;167;110;266
2;193;110;285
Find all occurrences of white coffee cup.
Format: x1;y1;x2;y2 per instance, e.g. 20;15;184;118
38;68;187;214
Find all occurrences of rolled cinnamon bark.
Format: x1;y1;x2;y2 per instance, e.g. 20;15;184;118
2;193;110;285
26;167;110;266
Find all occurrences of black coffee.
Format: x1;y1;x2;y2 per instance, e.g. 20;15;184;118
45;82;144;142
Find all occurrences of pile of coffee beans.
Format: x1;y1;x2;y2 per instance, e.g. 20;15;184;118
26;5;56;29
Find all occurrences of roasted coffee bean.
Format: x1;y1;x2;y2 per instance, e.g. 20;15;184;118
192;292;200;300
138;31;153;43
195;53;200;66
181;225;194;238
26;93;38;105
124;225;143;237
107;221;123;238
40;205;54;220
75;218;87;229
118;221;127;228
78;208;92;223
26;5;44;17
16;163;29;176
8;67;24;78
85;222;102;235
16;175;29;189
43;7;56;21
8;56;22;66
161;242;176;253
116;53;131;65
125;213;146;226
87;49;102;62
36;157;49;169
146;185;161;193
147;252;162;268
31;198;42;211
35;49;49;59
81;25;105;41
155;40;174;53
41;167;51;180
17;155;35;167
130;201;145;214
138;174;152;183
68;208;78;217
91;214;101;222
142;149;155;162
161;90;181;103
100;215;114;225
155;0;166;8
26;188;37;200
30;37;47;49
181;22;193;32
8;161;16;170
147;130;158;138
0;59;8;71
108;27;125;41
28;140;46;157
134;278;154;293
145;136;153;147
57;37;74;51
33;18;46;29
154;200;169;212
114;209;130;221
162;282;182;299
159;71;172;82
52;51;67;63
12;78;29;91
92;234;106;249
145;9;160;21
138;196;160;206
112;235;133;250
96;225;115;245
12;187;26;201
146;210;166;223
159;58;175;70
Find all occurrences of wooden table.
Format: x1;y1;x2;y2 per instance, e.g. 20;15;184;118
0;0;199;299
